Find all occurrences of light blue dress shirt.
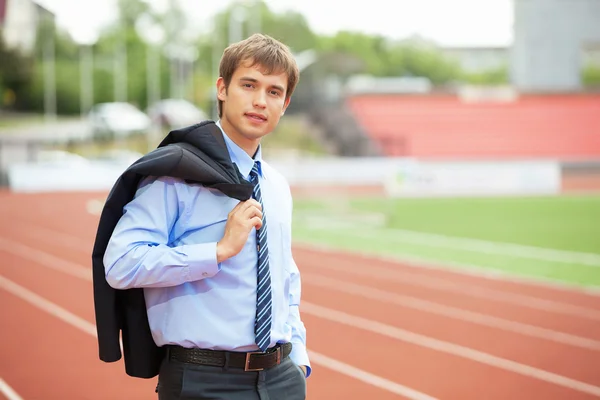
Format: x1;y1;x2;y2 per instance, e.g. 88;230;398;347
103;122;310;376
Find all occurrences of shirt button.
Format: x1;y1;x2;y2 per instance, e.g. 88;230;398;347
257;245;260;251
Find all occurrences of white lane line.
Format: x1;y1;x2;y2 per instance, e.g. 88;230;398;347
307;351;437;400
0;275;97;337
86;199;104;216
302;302;600;398
0;238;92;282
303;274;600;351
0;275;437;400
301;258;600;321
12;224;93;253
0;378;24;400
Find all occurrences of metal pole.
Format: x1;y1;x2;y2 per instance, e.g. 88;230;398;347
188;58;194;102
212;36;221;120
114;21;127;102
43;20;57;123
146;44;155;107
229;7;246;44
169;56;177;98
178;56;185;99
146;43;161;151
80;44;93;119
250;0;262;34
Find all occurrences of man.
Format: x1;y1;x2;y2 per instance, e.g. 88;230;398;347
103;33;310;399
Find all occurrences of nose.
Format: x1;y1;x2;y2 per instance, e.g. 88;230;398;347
253;91;267;109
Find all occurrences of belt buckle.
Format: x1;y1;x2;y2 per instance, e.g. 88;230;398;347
244;347;282;372
244;352;264;372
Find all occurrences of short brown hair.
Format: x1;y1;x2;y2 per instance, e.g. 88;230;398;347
218;33;299;117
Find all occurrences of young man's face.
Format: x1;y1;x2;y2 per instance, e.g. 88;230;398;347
217;60;290;155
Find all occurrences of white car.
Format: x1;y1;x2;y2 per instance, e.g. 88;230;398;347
89;102;151;141
93;149;144;167
147;99;207;130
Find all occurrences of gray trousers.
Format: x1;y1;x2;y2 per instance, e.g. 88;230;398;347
156;353;306;400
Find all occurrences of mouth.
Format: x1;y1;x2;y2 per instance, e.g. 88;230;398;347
245;113;267;123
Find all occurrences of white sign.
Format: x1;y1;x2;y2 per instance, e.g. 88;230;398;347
384;160;561;197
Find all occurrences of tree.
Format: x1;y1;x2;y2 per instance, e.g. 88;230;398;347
0;38;34;109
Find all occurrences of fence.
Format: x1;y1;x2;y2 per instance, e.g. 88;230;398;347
2;135;599;197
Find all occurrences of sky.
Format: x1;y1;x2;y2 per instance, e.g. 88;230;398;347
35;0;514;47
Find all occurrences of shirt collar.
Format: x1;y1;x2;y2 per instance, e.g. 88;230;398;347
215;120;264;180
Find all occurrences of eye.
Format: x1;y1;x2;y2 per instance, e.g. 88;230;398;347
242;83;254;88
270;90;281;96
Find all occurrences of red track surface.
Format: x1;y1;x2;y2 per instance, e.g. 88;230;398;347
1;191;600;399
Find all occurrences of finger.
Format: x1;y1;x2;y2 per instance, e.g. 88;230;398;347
228;200;246;217
250;216;263;230
243;205;263;221
245;198;262;210
233;199;258;216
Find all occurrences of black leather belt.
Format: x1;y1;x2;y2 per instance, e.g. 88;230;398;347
167;342;292;372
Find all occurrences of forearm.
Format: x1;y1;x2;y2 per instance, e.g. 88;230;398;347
287;256;310;375
104;240;220;289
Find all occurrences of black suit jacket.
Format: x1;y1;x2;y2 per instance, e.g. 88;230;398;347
91;121;254;378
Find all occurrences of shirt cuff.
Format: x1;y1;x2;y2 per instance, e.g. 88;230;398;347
289;342;312;378
181;242;221;281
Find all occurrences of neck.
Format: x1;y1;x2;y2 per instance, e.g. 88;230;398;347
219;117;260;157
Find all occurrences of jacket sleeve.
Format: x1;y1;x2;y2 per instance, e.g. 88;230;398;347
103;176;221;289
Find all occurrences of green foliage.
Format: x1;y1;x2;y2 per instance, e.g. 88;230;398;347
389;43;463;84
462;65;509;85
318;31;389;76
0;38;34;108
582;64;600;87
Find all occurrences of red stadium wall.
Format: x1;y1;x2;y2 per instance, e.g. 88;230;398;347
346;94;600;160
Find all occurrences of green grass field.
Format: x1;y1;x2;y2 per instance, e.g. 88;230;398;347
291;194;600;288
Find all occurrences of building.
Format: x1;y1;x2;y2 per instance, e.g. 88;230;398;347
0;0;54;55
511;0;600;92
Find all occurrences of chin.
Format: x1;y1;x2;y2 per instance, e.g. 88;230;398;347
242;121;272;138
242;130;269;141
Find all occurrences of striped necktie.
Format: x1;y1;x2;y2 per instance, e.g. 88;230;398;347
249;162;272;352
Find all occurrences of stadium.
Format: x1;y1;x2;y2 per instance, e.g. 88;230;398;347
1;0;599;399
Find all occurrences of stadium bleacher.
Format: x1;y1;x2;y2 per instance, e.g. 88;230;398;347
346;94;600;160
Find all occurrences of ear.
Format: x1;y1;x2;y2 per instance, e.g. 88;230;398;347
281;97;291;115
216;77;227;101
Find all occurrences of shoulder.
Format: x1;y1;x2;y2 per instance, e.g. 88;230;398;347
134;175;197;201
137;175;185;191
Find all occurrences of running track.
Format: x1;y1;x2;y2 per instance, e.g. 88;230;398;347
1;191;600;399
